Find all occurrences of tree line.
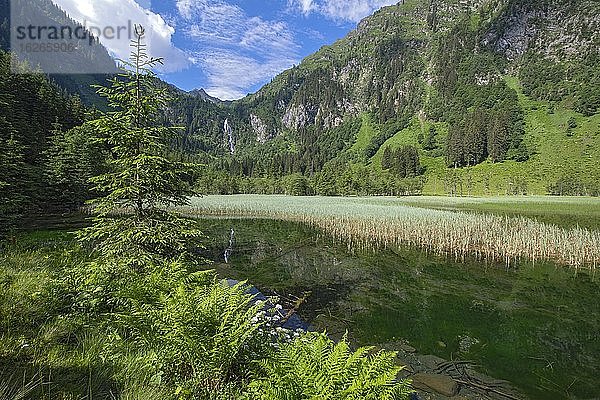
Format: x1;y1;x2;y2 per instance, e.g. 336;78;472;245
0;50;87;239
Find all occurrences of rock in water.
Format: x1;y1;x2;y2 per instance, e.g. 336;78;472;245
400;343;417;353
418;354;447;370
412;373;459;397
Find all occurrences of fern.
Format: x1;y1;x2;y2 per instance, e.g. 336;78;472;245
0;375;40;400
246;333;412;400
124;276;268;397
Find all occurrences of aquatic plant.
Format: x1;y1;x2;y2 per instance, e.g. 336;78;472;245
183;195;600;270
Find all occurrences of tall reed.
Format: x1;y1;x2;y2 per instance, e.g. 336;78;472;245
181;195;600;270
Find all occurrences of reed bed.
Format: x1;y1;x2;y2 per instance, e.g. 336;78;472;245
179;195;600;270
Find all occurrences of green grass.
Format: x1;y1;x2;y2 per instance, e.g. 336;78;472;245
393;195;600;230
350;114;380;155
0;229;162;400
0;231;103;399
371;117;423;168
369;76;600;196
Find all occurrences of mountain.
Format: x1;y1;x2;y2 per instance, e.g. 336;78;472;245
2;0;598;196
168;0;600;196
188;88;223;104
0;0;117;107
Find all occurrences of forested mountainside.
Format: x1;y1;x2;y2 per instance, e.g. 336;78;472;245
0;50;89;235
1;0;599;197
166;0;600;196
0;0;121;235
0;0;117;106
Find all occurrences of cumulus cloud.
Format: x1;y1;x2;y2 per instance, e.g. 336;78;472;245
289;0;399;22
177;0;300;100
51;0;190;72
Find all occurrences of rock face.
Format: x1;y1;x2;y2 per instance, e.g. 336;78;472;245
483;1;600;60
282;100;352;131
282;104;311;130
188;88;222;104
250;114;271;144
412;373;459;397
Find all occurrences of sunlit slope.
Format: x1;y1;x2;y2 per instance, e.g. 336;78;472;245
370;77;600;196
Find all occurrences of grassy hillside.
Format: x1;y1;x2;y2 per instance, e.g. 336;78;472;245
349;114;379;155
370;76;600;196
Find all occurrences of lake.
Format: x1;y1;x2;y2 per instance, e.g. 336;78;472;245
201;217;600;400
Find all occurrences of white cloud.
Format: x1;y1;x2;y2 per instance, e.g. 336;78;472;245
199;50;296;100
177;0;300;100
289;0;399;22
294;0;317;15
51;0;191;72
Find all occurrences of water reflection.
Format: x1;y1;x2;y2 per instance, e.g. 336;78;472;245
224;228;235;263
203;218;600;400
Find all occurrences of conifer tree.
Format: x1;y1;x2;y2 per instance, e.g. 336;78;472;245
487;111;509;163
446;120;465;167
463;108;488;166
423;126;437;151
44;123;106;211
381;146;392;170
78;26;201;263
0;125;28;240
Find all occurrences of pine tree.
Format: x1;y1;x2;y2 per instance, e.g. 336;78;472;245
463;109;487;166
0;126;29;241
1;50;86;216
423;126;437;151
566;117;577;137
78;26;201;264
446;120;465;167
44;123;106;211
487;111;509;163
382;146;392;170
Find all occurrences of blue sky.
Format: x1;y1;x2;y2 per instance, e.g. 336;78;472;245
51;0;399;100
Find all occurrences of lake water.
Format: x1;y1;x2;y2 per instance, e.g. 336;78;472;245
200;218;600;400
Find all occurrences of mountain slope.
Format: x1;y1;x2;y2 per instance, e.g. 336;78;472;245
0;0;118;107
170;0;599;195
4;0;596;196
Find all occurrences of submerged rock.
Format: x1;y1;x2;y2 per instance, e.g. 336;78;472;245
458;335;480;353
412;373;459;397
226;279;311;332
401;343;417;353
418;354;447;370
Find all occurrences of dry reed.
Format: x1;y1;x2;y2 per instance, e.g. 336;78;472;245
179;195;600;270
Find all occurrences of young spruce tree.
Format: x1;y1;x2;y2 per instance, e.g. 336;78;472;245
78;26;201;264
